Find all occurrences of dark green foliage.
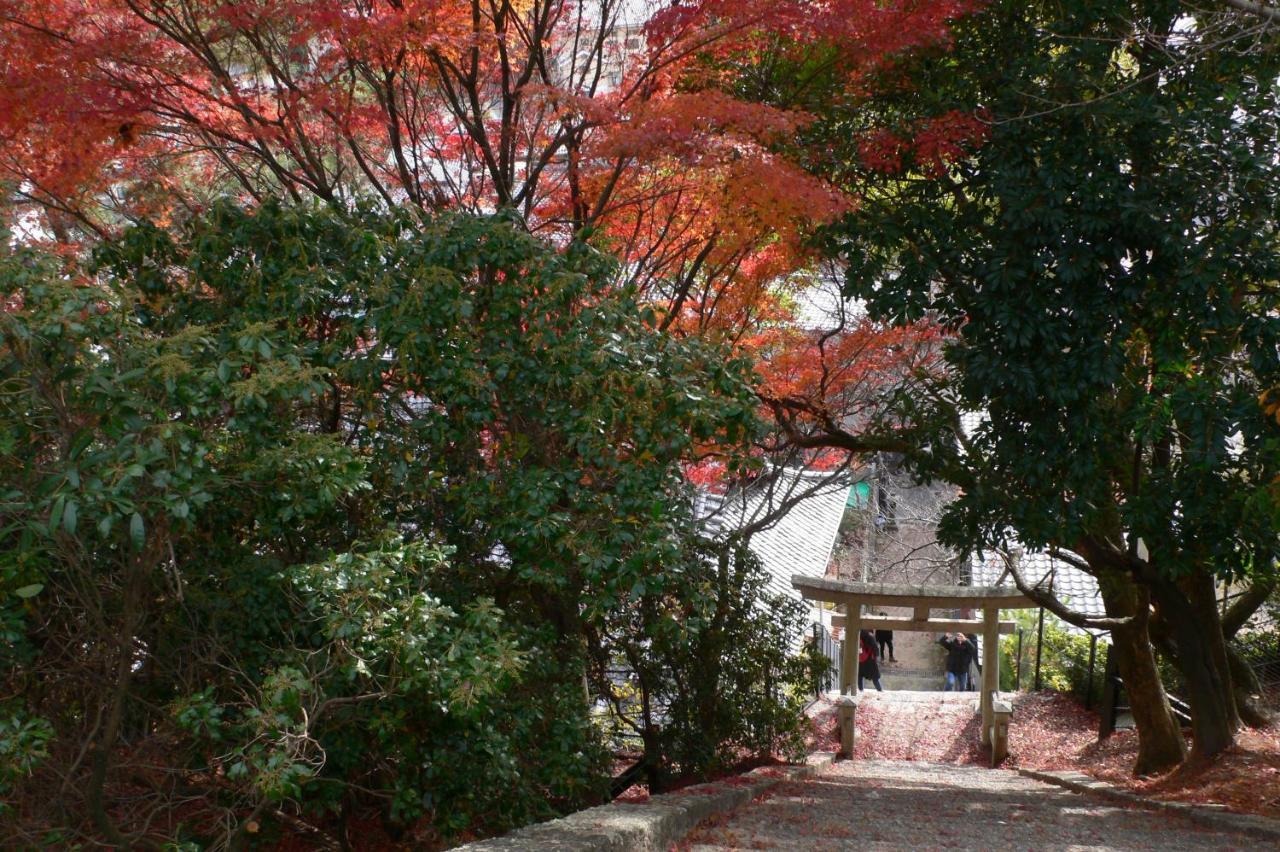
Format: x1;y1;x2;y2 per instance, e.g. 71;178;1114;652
824;1;1280;577
1001;613;1106;704
753;0;1280;765
0;204;807;846
593;540;813;789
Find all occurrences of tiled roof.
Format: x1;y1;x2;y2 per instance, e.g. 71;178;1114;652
747;485;849;602
698;470;850;604
970;549;1106;618
959;410;986;438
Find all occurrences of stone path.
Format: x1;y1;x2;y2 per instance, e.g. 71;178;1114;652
683;760;1255;850
845;691;986;764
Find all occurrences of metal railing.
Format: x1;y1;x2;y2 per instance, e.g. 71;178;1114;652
810;622;842;695
1098;645;1191;738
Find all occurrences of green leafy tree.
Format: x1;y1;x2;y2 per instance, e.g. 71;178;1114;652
727;0;1280;772
1;204;806;846
999;612;1107;704
590;539;814;793
821;0;1280;772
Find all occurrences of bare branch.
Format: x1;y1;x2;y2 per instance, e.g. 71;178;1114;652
1002;550;1133;630
1221;0;1280;22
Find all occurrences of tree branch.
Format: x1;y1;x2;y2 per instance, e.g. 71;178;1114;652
1221;0;1280;22
1223;571;1277;639
1002;550;1134;630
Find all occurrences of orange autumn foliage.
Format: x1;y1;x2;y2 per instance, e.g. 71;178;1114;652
0;0;973;273
0;0;979;464
753;310;951;461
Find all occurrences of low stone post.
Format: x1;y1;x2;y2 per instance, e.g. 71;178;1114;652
990;697;1012;765
837;694;858;758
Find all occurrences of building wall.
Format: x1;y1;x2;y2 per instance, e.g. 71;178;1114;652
829;463;961;588
826;459;962;689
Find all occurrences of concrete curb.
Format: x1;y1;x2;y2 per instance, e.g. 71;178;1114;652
454;751;838;851
1017;768;1280;842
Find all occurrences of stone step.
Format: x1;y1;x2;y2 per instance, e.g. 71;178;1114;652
881;677;945;692
883;667;982;690
821;689;980;704
877;665;941;678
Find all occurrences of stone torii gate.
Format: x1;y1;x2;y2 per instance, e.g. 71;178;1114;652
792;575;1037;764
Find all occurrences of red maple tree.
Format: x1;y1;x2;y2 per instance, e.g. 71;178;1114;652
0;0;977;461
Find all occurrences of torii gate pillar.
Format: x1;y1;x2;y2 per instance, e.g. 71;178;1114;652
840;604;861;695
794;575;1035;763
980;604;1000;745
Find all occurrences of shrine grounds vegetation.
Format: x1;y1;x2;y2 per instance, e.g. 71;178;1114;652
751;0;1280;774
0;205;815;848
0;0;982;843
999;612;1107;705
2;0;1279;840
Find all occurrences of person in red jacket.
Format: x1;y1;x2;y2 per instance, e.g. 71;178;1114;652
858;629;883;691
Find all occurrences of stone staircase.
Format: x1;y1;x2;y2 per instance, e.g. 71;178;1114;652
870;623;952;692
878;663;947;692
855;688;978;704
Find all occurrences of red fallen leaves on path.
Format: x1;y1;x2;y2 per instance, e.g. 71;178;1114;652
805;691;1280;822
1007;692;1280;822
806;700;842;753
854;699;987;764
1002;690;1103;771
805;694;987;764
1131;726;1280;818
614;785;651;804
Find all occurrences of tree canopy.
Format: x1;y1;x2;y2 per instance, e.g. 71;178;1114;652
0;203;818;845
0;0;978;345
790;0;1280;771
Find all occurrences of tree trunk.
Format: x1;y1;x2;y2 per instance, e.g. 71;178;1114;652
1151;581;1271;730
1226;643;1272;728
1149;571;1239;761
1222;571;1276;728
86;583;148;849
1222;572;1277;639
86;644;133;847
1094;567;1186;775
1108;618;1187;774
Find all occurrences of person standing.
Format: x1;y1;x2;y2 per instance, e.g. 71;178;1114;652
965;632;981;690
938;633;973;692
858;629;883;691
875;612;896;663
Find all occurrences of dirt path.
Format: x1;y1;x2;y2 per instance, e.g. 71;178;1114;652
683;760;1255;851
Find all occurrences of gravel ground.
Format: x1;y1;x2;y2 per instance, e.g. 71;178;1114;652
681;760;1255;851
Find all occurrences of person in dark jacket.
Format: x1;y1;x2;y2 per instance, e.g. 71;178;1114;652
938;633;973;692
965;632;981;690
875;612;896;662
858;629;883;691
